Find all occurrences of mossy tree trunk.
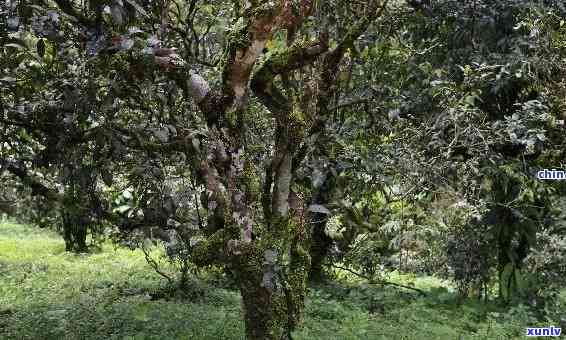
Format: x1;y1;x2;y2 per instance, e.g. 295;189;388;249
150;2;388;337
61;192;89;253
9;0;388;335
62;211;88;252
232;223;310;339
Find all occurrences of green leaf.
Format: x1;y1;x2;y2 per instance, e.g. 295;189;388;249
308;204;331;215
514;269;530;294
28;4;45;12
464;95;477;106
111;3;125;26
123;190;133;200
124;0;149;18
152;128;169;143
114;205;131;213
18;129;32;142
37;39;46;58
500;263;515;301
0;77;17;83
4;43;26;49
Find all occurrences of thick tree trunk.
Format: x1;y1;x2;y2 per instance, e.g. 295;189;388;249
230;218;310;340
63;218;73;252
238;256;309;339
74;220;88;252
184;2;388;337
241;292;290;340
238;260;293;340
62;210;88;252
308;216;332;282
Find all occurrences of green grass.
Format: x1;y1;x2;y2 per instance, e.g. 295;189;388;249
0;221;562;339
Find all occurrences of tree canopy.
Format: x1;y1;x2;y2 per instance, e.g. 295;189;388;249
2;0;566;338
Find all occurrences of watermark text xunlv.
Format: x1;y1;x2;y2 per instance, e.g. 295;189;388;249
526;326;561;337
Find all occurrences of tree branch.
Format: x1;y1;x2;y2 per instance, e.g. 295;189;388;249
0;159;61;201
251;39;328;116
332;264;427;296
250;38;328;219
329;98;371;112
293;1;388;172
221;3;280;114
324;1;388;73
53;0;94;27
141;244;174;284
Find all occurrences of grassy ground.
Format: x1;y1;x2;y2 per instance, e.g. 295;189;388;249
0;221;561;339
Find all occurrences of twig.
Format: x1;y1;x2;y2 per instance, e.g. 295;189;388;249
332;264;427;296
329;98;371;112
141;244;174;284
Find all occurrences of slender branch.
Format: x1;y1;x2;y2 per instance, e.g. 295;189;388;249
329;98;371;112
332;264;428;296
141;244;174;284
251;38;328;115
0;159;61;201
53;0;94;26
293;1;389;172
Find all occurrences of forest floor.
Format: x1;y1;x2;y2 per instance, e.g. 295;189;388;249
0;221;561;340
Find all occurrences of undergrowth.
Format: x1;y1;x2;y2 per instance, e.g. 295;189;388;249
0;222;562;340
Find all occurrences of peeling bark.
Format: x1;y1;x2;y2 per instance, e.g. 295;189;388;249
223;3;279;114
186;71;211;104
272;153;293;218
235;244;291;340
174;1;389;338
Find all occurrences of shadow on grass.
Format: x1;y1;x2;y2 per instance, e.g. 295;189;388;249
0;279;245;340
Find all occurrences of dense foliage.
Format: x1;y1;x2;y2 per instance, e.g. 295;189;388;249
1;0;565;338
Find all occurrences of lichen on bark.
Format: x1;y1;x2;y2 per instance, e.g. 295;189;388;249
191;229;227;267
228;215;310;340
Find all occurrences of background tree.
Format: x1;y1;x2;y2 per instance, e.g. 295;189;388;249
2;0;566;337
